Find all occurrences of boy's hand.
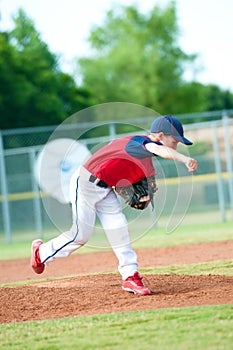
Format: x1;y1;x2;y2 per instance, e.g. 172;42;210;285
186;158;198;172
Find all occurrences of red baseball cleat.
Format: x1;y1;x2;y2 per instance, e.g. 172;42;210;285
122;272;151;295
31;239;45;274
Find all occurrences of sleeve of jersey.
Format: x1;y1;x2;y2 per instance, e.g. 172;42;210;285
125;135;156;159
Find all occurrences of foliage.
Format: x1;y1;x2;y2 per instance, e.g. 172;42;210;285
0;9;92;129
78;3;233;119
1;5;233;129
204;84;233;111
78;3;204;114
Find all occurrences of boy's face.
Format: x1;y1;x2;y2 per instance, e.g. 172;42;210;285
159;133;179;150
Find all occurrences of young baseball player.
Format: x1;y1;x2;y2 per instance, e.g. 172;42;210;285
31;115;198;295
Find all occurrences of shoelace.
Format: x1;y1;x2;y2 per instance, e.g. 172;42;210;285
133;273;144;287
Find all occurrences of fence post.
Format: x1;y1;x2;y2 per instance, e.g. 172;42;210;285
212;124;226;221
109;123;116;140
29;149;43;239
222;112;233;219
0;131;11;243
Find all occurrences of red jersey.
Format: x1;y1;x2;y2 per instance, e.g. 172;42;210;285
84;135;158;186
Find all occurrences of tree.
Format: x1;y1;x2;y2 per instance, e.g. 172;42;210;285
0;9;92;129
0;31;20;126
78;3;202;115
203;84;233;111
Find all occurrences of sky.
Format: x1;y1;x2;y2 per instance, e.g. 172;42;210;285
0;0;233;91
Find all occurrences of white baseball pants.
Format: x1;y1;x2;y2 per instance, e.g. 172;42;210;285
39;166;138;280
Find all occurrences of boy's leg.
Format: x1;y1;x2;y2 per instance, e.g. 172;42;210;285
31;177;97;272
31;168;113;272
96;190;138;279
96;192;151;295
41;196;96;260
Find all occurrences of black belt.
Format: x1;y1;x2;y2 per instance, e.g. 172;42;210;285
89;174;109;188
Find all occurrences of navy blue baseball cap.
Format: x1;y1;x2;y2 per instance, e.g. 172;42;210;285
150;115;193;145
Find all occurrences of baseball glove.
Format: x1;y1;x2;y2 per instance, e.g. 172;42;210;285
114;175;158;210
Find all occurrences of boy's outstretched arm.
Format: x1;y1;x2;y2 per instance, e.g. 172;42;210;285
145;143;198;173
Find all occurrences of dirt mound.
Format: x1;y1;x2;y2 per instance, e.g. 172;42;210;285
1;274;232;324
0;240;232;324
1;240;232;284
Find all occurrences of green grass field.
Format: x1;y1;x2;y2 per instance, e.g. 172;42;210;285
1;221;233;260
0;221;232;349
0;221;233;259
0;305;232;350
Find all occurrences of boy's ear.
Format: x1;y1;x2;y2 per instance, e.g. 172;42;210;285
157;132;164;141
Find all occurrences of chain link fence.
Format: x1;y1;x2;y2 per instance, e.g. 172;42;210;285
0;110;233;244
